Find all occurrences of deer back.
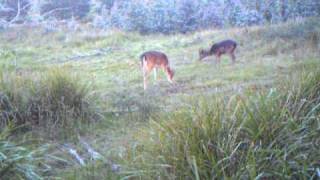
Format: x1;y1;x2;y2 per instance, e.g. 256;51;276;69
140;51;169;70
210;39;237;56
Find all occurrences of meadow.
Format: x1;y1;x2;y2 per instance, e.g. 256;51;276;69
0;17;319;179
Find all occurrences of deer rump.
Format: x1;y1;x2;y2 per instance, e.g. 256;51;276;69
210;40;237;56
140;51;174;90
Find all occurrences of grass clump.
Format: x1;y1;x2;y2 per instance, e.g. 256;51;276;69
122;62;320;179
37;69;94;128
0;127;50;180
0;67;99;139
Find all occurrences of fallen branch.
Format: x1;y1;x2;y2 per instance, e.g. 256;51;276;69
63;144;85;166
79;138;103;161
48;48;112;64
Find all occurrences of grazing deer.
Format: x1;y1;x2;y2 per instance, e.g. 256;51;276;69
199;39;237;64
140;51;174;90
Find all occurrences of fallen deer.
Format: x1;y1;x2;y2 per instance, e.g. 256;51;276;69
140;51;174;90
199;39;237;64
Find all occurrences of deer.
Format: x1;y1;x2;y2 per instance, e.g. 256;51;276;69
140;51;174;90
199;39;237;64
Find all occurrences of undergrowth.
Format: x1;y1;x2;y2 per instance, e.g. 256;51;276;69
119;62;320;179
0;126;50;180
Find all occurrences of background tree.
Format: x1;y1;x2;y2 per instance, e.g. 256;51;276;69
27;0;43;22
41;0;90;20
0;0;319;32
0;0;30;23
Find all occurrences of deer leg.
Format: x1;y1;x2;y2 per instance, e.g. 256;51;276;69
143;74;147;90
144;76;147;90
232;53;236;63
143;69;149;90
215;55;221;66
153;68;158;83
229;53;236;64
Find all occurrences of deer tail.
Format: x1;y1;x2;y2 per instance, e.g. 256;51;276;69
140;54;146;68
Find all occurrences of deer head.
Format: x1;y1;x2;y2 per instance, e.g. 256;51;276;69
199;49;210;61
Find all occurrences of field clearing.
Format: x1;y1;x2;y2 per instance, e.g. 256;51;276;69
0;18;320;179
1;20;319;98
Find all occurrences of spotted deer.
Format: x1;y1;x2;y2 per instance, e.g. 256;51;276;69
140;51;174;90
199;39;237;64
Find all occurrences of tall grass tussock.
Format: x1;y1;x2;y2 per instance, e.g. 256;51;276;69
122;62;320;179
0;67;99;139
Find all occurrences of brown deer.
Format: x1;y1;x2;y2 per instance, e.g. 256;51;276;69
140;51;174;90
199;39;237;64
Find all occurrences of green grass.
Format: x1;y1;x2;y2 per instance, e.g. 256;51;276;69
0;17;319;178
0;67;100;140
0;126;51;180
95;61;320;180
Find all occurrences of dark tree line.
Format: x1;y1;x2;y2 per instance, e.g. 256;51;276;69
0;0;319;33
